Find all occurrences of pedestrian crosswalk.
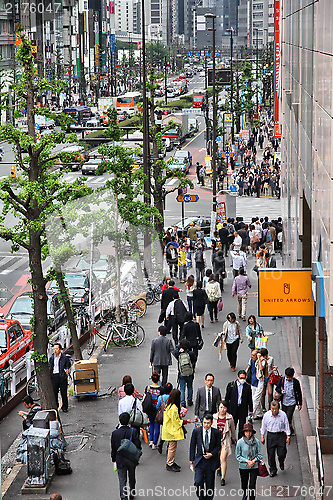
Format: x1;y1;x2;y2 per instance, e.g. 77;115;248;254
63;173;184;189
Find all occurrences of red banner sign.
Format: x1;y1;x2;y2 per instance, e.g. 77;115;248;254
274;0;281;138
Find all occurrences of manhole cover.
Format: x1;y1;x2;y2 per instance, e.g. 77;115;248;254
65;434;89;452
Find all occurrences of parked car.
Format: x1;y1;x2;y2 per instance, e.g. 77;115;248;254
81;158;105;175
7;292;67;332
0;318;33;370
48;269;101;307
77;255;112;291
173;149;192;167
166;216;211;238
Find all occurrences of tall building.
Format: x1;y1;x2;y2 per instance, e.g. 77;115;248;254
280;0;333;447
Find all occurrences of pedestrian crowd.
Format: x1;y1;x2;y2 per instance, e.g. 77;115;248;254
235;120;281;198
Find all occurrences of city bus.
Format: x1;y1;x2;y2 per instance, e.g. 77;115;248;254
116;92;142;114
63;106;92;126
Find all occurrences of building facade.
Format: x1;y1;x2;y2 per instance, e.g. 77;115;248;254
280;0;333;436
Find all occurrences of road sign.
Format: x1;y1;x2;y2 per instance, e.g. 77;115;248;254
225;152;230;158
35;123;39;130
224;113;233;122
177;195;199;203
216;136;221;142
230;184;237;192
182;108;202;115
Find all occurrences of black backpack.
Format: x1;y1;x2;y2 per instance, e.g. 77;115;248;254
53;449;72;475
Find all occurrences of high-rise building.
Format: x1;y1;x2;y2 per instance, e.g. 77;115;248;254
280;0;333;443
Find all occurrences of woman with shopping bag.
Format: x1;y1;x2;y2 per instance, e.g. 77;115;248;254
245;315;265;351
221;312;244;371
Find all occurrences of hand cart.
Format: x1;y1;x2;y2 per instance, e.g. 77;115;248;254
73;368;99;397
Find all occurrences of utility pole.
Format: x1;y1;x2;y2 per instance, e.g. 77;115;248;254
227;28;234;144
142;0;150;208
164;56;168;104
254;28;259;113
206;13;217;212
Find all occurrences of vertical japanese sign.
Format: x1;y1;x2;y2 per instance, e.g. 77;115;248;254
274;0;281;138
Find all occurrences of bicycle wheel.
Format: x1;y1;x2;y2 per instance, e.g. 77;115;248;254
87;330;96;356
26;375;40;401
111;325;128;347
135;298;147;317
153;287;162;303
103;325;113;351
0;378;9;405
145;289;154;306
129;324;145;347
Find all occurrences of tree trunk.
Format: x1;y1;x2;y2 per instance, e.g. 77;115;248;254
55;271;82;361
29;230;57;410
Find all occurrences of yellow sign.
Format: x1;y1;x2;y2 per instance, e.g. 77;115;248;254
205;155;211;161
258;269;315;317
224;113;232;122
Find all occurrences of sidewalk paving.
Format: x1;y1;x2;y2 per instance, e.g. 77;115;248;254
1;250;320;500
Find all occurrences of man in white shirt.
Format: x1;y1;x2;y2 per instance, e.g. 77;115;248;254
230;246;247;278
260;401;290;477
118;383;143;415
233;232;243;251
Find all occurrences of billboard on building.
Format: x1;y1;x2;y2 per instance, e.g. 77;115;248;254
274;0;281;138
258;269;315;317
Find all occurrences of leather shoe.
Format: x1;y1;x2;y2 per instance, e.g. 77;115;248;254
187;401;193;406
231;367;236;372
269;471;277;477
221;478;226;486
280;463;284;471
62;408;68;413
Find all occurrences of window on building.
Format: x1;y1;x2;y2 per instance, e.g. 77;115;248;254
253;3;263;9
253;12;263;18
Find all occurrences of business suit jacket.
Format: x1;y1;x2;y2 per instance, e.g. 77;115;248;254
161;287;177;312
48;352;71;380
189;426;221;470
224;380;253;418
150;335;173;366
267;255;277;268
218;227;229;244
195;386;222;421
180;320;202;347
111;425;141;468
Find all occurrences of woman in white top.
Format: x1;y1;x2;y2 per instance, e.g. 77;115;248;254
220;312;243;371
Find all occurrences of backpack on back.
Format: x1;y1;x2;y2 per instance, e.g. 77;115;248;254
264;229;272;242
195;250;203;263
178;351;193;377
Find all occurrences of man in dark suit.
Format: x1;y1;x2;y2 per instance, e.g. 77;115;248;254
224;370;253;438
194;374;222;422
111;412;141;500
150;325;173;386
48;343;71;413
172;295;187;344
161;280;177;316
218;223;229;257
266;252;277;268
190;413;221;500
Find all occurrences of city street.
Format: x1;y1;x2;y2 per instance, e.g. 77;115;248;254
1;243;313;499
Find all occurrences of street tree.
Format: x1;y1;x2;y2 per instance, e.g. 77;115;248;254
0;33;91;408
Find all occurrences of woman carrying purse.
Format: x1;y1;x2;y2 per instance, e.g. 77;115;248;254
245;315;264;351
221;312;244;371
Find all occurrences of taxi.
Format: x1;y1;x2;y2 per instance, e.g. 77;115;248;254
0;319;33;370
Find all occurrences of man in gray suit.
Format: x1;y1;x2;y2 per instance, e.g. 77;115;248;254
150;325;173;386
194;373;222;422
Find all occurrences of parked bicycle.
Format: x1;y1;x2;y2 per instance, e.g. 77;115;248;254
104;321;145;350
0;369;9;406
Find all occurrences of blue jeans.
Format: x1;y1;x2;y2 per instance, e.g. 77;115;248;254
179;375;193;406
187;296;196;316
149;419;160;445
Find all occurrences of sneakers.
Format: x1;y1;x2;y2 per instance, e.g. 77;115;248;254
166;463;181;472
151;444;157;450
149;441;153;447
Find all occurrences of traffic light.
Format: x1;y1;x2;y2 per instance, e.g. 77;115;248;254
10;165;15;179
178;187;183;196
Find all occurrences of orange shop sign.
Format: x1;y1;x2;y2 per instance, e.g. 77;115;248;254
258;269;315;317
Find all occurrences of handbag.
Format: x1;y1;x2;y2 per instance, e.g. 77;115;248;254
128;399;149;427
219;340;227;351
155;401;166;425
117;428;142;465
268;368;281;386
158;310;165;324
197;337;204;350
255;336;267;349
217;300;223;313
257;460;269;477
213;333;221;347
142;389;154;414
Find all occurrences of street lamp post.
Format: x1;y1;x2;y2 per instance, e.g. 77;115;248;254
205;12;217;213
226;27;234;144
164;56;168;104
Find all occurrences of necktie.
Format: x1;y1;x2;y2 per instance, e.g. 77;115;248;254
204;430;209;452
208;389;212;412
